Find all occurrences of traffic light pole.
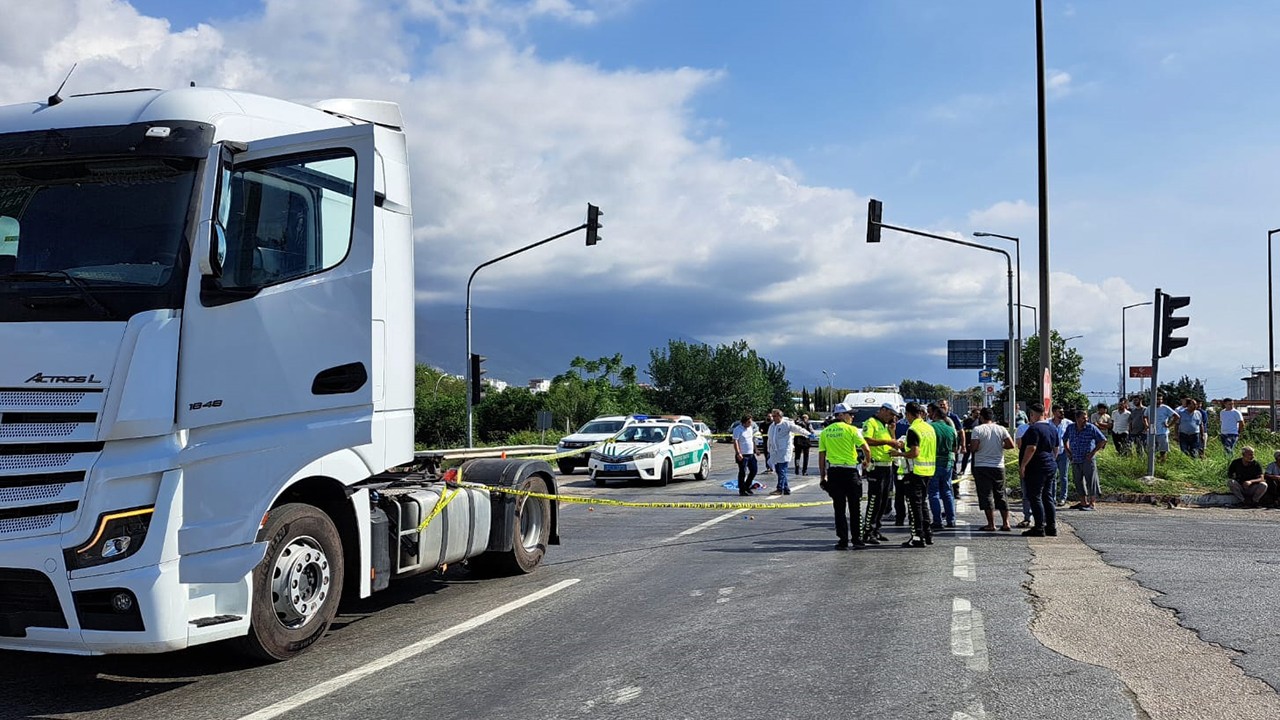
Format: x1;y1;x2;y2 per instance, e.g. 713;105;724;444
869;216;1018;430
1146;289;1163;478
465;220;590;447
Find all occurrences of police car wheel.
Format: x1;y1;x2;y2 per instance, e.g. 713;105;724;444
694;455;710;481
658;459;672;486
557;460;576;475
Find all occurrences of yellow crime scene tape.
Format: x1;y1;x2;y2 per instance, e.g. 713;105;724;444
417;437;840;531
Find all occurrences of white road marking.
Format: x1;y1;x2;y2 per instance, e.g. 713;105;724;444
950;597;990;672
613;686;642;704
690;589;704;597
716;586;735;603
952;698;989;719
237;579;580;720
664;481;815;542
952;546;975;581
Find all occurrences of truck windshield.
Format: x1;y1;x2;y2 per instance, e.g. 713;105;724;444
0;157;196;321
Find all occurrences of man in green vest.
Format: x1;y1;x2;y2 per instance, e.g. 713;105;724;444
862;402;902;543
890;401;937;548
927;403;957;529
818;403;873;550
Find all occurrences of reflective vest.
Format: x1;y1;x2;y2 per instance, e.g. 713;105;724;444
862;417;893;465
818;421;863;466
909;418;937;477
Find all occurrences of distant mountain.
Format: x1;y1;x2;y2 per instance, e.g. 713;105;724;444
414;302;707;385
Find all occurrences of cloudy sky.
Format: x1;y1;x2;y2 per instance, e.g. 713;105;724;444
2;0;1274;400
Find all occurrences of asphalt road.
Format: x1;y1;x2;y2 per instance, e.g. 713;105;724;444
3;451;1278;720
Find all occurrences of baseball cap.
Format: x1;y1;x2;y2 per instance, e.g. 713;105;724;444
832;403;852;414
880;402;897;412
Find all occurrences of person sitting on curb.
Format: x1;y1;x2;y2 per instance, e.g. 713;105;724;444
1228;446;1268;507
1262;450;1280;507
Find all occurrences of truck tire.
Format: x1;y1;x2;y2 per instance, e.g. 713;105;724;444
236;503;344;661
473;475;551;575
557;459;576;475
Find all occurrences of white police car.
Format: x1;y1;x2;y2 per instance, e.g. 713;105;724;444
587;420;711;486
555;415;635;474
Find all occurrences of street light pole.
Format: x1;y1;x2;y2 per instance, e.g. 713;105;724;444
822;370;835;412
869;217;1017;429
1122;301;1153;399
974;231;1022;420
1035;0;1053;407
466;213;596;447
1017;303;1038;336
1270;229;1280;431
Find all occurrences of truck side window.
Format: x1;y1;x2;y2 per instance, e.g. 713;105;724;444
221;151;355;289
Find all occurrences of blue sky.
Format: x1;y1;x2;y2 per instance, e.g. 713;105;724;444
3;0;1277;402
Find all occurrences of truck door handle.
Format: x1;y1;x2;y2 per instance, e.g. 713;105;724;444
311;362;368;395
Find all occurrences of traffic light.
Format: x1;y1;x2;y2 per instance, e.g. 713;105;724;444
1159;292;1190;358
470;353;486;404
866;198;882;243
586;204;603;246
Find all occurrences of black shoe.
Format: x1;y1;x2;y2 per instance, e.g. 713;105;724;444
834;542;849;551
1022;527;1046;537
738;490;748;496
875;533;890;542
900;539;916;548
863;537;880;545
783;489;791;495
746;490;755;496
909;539;927;548
1045;527;1058;537
945;522;956;528
924;535;934;545
851;540;866;547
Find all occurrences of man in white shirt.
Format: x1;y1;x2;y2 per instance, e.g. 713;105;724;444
968;407;1016;531
1219;398;1244;457
731;414;759;496
1111;399;1133;455
766;408;816;496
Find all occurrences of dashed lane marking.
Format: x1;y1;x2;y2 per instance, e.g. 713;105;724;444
952;546;975;581
950;597;990;672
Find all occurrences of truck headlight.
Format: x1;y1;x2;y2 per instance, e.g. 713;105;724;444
64;507;154;570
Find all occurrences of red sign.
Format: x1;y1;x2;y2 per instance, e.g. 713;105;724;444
1129;366;1153;379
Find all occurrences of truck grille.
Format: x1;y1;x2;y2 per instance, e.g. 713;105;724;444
0;385;104;539
0;568;68;637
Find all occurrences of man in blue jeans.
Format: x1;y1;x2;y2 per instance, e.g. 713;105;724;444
1019;402;1061;537
731;414;759;496
1052;405;1070;506
927;403;957;528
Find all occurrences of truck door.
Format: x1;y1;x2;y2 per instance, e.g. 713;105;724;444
178;124;376;433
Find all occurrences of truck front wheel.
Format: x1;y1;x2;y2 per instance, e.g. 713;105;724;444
237;503;345;661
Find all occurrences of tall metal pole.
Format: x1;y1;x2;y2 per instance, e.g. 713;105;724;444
465;221;590;447
1147;290;1164;478
974;231;1023;421
1269;229;1280;431
875;221;1016;428
1035;0;1052;405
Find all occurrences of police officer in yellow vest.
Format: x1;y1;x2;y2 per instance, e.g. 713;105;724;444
818;403;873;550
889;401;937;548
861;402;902;543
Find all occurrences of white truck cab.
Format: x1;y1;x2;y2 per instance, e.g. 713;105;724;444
0;87;557;660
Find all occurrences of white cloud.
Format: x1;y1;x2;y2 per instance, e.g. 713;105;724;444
1047;69;1072;98
968;199;1037;233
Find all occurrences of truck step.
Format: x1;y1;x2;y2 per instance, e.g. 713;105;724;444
189;614;242;628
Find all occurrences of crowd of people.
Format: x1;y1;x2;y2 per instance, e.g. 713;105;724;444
727;391;1269;549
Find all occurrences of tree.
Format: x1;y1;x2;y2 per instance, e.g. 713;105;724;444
543;354;654;431
414;364;466;448
899;379;953;402
994;331;1087;411
758;357;793;412
648;339;777;431
1157;375;1207;406
476;387;545;443
801;387;811;412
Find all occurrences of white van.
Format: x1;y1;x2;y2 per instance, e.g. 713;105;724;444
841;387;906;427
